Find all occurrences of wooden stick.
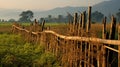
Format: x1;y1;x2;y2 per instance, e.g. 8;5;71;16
102;17;107;67
82;11;86;29
109;15;116;65
86;6;92;32
102;17;107;39
104;45;120;53
118;24;120;67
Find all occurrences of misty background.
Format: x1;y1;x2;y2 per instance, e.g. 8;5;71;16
0;0;120;22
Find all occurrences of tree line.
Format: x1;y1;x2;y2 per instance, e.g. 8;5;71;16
0;9;120;23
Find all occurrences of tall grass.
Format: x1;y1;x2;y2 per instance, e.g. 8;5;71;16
0;33;59;67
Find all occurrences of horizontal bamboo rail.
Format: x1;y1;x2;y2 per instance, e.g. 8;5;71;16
12;25;120;46
104;45;120;53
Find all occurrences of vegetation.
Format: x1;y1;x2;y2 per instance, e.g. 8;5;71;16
0;34;59;67
19;10;34;22
91;11;104;22
116;9;120;22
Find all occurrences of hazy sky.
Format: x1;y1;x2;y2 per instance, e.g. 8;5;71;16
0;0;109;10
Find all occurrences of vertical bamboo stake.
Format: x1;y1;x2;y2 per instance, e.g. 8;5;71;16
78;13;82;36
84;43;87;67
91;44;93;67
97;45;100;67
42;20;45;31
118;24;120;67
73;13;78;35
79;13;82;28
73;13;78;25
82;11;86;30
102;17;107;39
80;42;82;67
109;15;116;40
102;17;107;67
86;6;92;32
109;15;116;66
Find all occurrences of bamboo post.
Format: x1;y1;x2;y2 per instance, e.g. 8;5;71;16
91;44;93;67
96;44;100;67
80;42;82;67
79;13;82;28
109;15;116;39
73;13;78;25
102;17;107;67
109;15;116;66
73;13;78;35
84;43;87;67
102;17;107;39
82;11;86;30
86;6;92;32
78;13;82;36
118;24;120;67
86;6;92;66
42;20;45;31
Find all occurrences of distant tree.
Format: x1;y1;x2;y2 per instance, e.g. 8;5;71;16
19;10;34;22
47;15;52;22
2;19;4;22
8;19;16;22
116;9;120;22
92;11;104;22
58;15;63;22
48;15;52;19
40;18;44;22
66;12;73;22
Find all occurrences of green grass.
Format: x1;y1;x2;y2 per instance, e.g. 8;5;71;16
0;33;59;67
0;22;12;27
0;22;66;27
45;22;66;26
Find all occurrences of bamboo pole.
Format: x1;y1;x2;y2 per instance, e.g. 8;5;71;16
82;11;86;30
118;24;120;67
79;13;82;28
102;17;107;39
109;15;116;66
109;15;116;39
86;6;92;32
102;17;107;67
42;20;45;31
73;13;78;35
73;13;78;25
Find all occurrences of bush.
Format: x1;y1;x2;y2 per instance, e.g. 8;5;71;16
0;34;60;67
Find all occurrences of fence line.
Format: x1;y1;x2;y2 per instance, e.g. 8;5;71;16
12;6;120;67
12;23;120;67
12;25;120;45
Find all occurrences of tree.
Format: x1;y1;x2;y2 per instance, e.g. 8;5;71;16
47;15;52;22
66;12;73;22
91;11;104;22
39;18;44;22
116;9;120;22
8;19;16;22
58;15;63;22
19;10;34;22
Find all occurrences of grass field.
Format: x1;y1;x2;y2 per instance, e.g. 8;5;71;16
0;22;119;37
0;23;60;66
0;22;119;66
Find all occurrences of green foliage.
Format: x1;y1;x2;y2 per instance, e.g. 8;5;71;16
116;9;120;21
19;10;34;22
92;11;104;22
34;52;59;67
0;34;59;67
